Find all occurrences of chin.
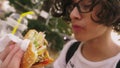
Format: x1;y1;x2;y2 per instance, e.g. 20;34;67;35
74;35;88;42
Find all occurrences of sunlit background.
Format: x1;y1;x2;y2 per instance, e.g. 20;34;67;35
111;31;120;45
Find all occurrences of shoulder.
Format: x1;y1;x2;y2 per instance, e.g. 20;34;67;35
61;39;77;53
63;39;78;50
53;39;77;68
58;39;77;56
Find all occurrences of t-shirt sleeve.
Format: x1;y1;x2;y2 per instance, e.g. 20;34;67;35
53;39;77;68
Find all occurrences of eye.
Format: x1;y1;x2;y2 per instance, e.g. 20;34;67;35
80;0;92;6
83;4;92;9
79;0;93;10
85;0;92;5
66;3;76;13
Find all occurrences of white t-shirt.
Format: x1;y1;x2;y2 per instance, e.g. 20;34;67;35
53;40;120;68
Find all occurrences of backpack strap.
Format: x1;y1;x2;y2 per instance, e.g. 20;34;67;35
66;41;81;64
116;60;120;68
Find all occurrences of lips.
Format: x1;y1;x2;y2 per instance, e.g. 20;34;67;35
72;25;84;31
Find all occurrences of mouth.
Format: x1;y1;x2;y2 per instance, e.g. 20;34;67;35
72;25;84;32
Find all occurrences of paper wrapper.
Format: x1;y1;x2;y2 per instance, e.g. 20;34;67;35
0;33;30;52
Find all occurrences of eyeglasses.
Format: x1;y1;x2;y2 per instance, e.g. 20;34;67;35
66;0;98;14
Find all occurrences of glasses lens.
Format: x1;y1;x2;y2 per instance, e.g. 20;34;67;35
66;4;75;13
79;0;93;13
67;0;93;13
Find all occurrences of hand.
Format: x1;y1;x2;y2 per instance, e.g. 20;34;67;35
0;43;24;68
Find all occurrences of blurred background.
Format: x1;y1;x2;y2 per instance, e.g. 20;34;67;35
0;0;120;68
0;0;73;68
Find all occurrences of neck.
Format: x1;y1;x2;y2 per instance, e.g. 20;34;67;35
84;29;112;50
85;35;112;51
81;30;120;61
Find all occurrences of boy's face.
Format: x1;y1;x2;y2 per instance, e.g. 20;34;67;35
69;0;111;41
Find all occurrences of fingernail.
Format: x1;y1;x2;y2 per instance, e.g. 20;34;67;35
9;44;15;49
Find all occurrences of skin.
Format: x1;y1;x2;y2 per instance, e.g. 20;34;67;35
70;1;120;61
0;42;44;68
0;43;24;68
0;0;120;67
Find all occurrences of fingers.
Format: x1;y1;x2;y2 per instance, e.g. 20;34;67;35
0;44;15;62
8;49;24;68
3;45;20;66
0;41;15;61
0;44;24;68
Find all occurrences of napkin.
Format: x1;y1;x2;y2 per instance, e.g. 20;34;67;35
0;34;30;52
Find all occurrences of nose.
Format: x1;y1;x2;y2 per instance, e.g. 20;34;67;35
70;7;83;20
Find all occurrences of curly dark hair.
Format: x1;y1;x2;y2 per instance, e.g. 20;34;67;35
51;0;120;32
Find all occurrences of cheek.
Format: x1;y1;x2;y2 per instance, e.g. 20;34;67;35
86;25;107;38
73;26;107;42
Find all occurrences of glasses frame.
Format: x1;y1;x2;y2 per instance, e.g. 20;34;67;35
69;0;100;13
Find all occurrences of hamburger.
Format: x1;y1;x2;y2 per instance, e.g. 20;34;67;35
21;29;53;68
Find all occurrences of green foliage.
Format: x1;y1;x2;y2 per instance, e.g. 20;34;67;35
48;17;72;35
9;0;31;12
22;18;72;51
46;31;64;51
9;0;72;52
9;0;44;13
